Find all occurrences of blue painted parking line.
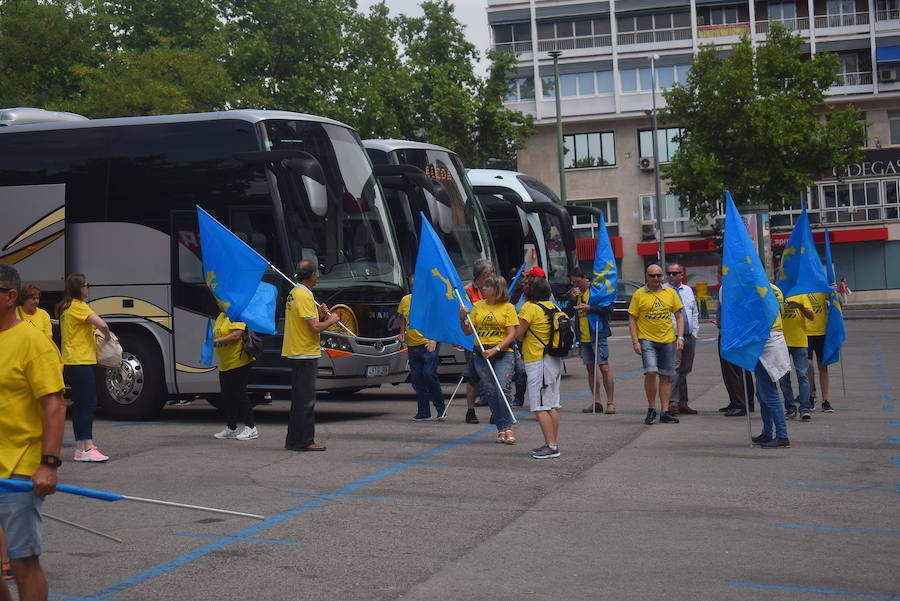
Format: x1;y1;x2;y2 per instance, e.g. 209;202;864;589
883;395;896;401
891;436;900;444
170;531;300;546
887;420;900;426
881;386;893;391
875;369;888;375
776;524;900;535
354;459;455;469
50;594;108;601
893;456;900;467
731;582;900;599
279;489;392;501
783;483;896;493
885;405;897;412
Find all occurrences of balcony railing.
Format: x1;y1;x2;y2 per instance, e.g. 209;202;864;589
814;11;870;28
537;35;612;52
833;71;873;86
494;40;533;53
876;8;900;21
697;22;751;38
617;26;692;46
755;16;810;33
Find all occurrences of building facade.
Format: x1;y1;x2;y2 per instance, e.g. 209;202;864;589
489;0;900;300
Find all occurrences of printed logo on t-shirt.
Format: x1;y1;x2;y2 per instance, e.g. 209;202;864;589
807;293;826;314
477;311;504;338
644;297;671;321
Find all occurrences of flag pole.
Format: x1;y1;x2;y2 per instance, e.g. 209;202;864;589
268;263;356;336
455;289;517;425
593;321;600;413
839;353;847;404
44;513;123;543
743;370;753;447
440;375;465;420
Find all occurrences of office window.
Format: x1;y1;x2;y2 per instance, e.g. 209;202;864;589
543;71;613;98
505;77;534;102
641;194;698;233
710;7;739;24
639;127;685;162
620;67;653;92
768;2;797;22
564;132;616;168
571;199;620;237
889;111;900;144
493;22;532;51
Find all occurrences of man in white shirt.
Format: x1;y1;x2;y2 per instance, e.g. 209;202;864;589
665;263;700;414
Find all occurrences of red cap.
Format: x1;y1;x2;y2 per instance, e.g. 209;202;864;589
524;266;546;278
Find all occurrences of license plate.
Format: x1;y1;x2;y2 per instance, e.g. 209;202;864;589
366;365;389;377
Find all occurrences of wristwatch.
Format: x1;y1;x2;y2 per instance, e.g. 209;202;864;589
40;454;62;468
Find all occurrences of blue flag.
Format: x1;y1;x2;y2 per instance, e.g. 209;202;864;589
777;208;831;297
196;206;276;334
200;317;215;367
588;214;617;331
410;214;474;348
720;191;781;371
822;229;846;366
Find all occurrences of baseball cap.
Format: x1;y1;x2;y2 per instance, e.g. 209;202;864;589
524;266;546;278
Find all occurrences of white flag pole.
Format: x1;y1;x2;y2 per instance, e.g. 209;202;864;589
455;289;517;425
440;375;466;420
593;321;600;413
43;513;123;543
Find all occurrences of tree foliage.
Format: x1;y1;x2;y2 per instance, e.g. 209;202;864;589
661;23;863;222
0;0;532;167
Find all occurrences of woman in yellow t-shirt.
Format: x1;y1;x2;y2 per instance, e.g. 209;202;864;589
16;283;53;340
459;274;519;444
57;273;111;462
211;310;258;441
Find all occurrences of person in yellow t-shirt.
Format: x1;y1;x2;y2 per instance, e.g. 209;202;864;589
56;273;111;463
515;278;562;459
460;274;518;444
628;264;684;425
805;292;834;412
398;275;446;422
15;284;52;340
778;293;815;419
211;310;258;441
0;264;66;601
282;260;339;452
569;266;615;414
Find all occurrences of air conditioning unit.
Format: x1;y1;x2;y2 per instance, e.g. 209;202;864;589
639;156;656;171
878;67;898;83
699;216;716;233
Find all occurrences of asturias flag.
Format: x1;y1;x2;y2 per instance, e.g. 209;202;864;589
720;191;781;371
822;228;846;366
197;206;277;335
588;213;617;331
777;208;831;297
410;213;474;349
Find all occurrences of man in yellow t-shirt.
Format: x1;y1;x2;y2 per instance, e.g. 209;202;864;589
569;266;615;414
779;293;815;420
0;264;66;601
398;274;445;421
805;292;834;412
282;260;339;452
628;263;684;425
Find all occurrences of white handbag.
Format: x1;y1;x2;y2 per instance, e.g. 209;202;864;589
95;329;123;368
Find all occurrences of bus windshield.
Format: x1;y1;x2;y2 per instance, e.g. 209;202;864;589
264;120;403;292
386;148;490;282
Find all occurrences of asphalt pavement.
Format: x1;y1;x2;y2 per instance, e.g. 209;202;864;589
22;319;900;601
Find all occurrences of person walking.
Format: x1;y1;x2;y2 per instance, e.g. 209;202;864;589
56;274;111;462
715;285;755;416
805;292;834;412
837;276;851;307
282;260;340;452
664;263;699;415
779;293;814;421
569;266;615;414
461;258;493;424
15;284;52;340
211;308;258;440
752;284;793;448
398;274;446;421
0;264;66;601
516;278;562;459
628;264;684;425
459;274;519;444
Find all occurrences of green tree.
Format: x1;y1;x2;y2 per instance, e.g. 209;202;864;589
99;0;221;50
662;23;863;222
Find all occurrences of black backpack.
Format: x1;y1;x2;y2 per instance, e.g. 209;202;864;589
529;303;574;358
241;328;264;360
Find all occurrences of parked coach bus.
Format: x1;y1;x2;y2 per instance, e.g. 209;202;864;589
364;140;497;376
0;108;408;419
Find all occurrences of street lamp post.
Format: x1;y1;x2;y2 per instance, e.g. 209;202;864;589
549;50;567;203
649;53;666;268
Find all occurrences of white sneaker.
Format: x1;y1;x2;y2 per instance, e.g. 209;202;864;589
213;427;238;439
236;426;259;441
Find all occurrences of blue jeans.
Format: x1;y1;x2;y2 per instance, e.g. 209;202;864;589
755;361;788;439
0;475;43;559
639;339;676;376
64;364;97;441
779;346;810;413
408;344;445;417
473;351;515;430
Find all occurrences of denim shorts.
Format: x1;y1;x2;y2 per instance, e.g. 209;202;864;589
639;339;676;376
0;475;44;559
579;339;609;366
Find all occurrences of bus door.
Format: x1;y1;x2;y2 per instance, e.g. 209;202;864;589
524;202;577;299
473;187;529;278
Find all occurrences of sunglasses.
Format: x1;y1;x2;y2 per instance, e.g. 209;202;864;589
0;287;12;293
667;271;682;275
648;274;664;278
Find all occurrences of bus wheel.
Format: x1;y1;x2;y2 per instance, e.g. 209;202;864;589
97;332;165;420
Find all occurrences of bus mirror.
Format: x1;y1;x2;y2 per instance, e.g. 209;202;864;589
284;157;328;217
303;176;328;217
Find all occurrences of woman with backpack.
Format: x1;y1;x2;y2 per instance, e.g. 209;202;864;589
459;274;519;444
212;307;258;441
516;278;563;459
